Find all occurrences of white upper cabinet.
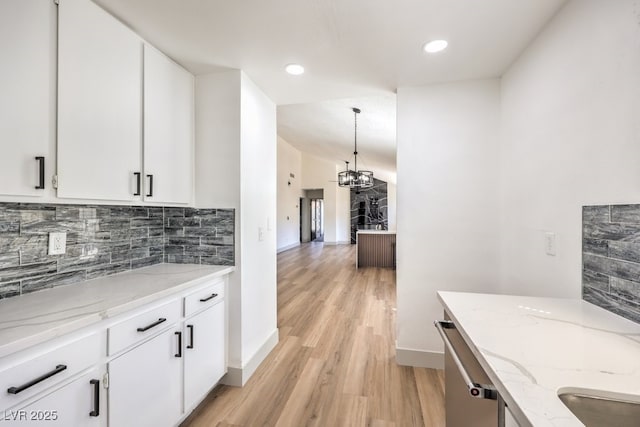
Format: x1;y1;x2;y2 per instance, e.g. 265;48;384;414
0;0;56;197
57;0;142;201
143;45;194;204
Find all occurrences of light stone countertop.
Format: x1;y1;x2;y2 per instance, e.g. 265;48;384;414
0;264;234;359
438;291;640;427
356;230;397;234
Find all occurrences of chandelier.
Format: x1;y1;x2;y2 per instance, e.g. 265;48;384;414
338;108;374;188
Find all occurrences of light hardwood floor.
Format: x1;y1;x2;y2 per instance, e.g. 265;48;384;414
182;243;445;427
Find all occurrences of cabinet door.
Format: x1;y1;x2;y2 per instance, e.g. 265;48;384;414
0;0;55;197
1;367;106;427
143;45;194;204
57;0;142;201
108;327;182;427
184;301;225;411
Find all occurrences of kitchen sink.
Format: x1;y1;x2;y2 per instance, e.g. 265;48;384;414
558;389;640;427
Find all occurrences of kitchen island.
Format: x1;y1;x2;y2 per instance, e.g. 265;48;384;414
438;291;640;427
356;230;396;268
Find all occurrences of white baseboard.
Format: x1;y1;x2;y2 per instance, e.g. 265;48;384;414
277;242;300;253
396;346;444;369
222;328;279;386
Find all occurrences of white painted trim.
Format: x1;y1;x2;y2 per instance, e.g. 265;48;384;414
396;346;444;369
277;242;300;253
222;328;279;386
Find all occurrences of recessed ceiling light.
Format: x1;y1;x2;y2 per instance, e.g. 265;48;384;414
423;40;448;54
285;64;305;75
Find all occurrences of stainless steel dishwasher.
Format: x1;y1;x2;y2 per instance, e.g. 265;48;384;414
435;316;505;427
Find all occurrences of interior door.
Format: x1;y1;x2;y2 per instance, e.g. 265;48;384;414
310;199;324;242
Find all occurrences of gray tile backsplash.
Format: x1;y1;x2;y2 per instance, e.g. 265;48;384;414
0;203;234;300
583;205;640;323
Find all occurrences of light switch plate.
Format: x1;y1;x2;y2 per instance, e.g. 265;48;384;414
48;232;67;255
544;232;556;256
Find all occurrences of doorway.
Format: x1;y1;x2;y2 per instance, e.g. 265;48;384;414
299;189;324;243
310;198;324;242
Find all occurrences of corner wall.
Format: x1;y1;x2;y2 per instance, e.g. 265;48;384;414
195;70;277;385
396;79;501;367
239;72;278;372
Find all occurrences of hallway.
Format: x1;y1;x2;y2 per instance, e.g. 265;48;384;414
183;243;445;426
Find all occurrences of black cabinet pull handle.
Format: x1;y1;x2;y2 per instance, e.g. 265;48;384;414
187;324;194;349
7;364;67;394
133;172;141;196
199;293;218;303
146;174;153;197
136;317;166;332
89;379;100;417
175;331;182;358
35;156;45;190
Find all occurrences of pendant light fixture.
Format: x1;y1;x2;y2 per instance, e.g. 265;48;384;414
338;108;374;189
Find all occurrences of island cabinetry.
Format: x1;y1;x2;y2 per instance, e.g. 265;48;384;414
356;231;396;268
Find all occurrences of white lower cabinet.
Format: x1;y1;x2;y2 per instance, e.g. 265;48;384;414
3;367;106;427
108;327;182;427
0;275;229;427
184;301;226;411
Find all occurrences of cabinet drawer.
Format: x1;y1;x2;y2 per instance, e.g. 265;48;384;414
108;299;180;356
0;332;103;412
184;279;224;317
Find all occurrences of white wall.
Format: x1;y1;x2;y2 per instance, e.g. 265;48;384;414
300;152;350;244
239;72;278;368
499;0;640;297
195;70;278;385
396;79;501;368
194;71;241;208
277;137;302;252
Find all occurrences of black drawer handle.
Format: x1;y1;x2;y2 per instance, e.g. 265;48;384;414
133;172;141;196
136;317;166;332
199;293;218;303
7;364;67;394
175;331;182;358
146;174;153;197
187;324;194;349
89;379;100;417
35;156;45;190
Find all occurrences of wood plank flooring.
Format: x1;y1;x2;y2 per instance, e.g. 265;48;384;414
182;243;445;427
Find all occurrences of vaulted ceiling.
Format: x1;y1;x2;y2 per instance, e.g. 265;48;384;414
95;0;568;182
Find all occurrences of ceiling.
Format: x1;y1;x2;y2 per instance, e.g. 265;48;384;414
95;0;568;183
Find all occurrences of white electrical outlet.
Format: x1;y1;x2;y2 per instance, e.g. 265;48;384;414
258;227;264;242
544;232;556;256
48;232;67;255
